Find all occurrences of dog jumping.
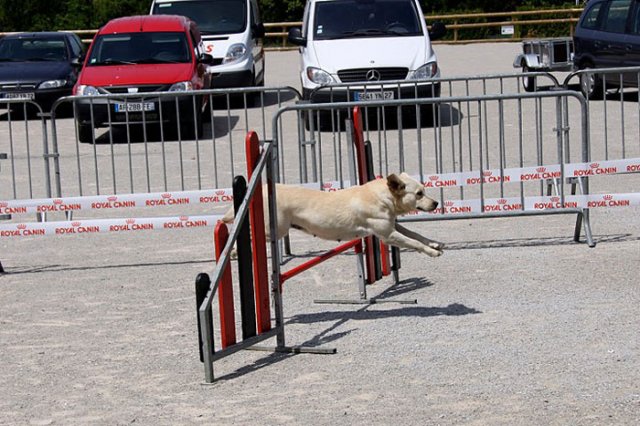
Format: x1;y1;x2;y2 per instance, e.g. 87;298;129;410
222;173;444;257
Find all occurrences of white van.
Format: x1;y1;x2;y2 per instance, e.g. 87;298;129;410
150;0;266;88
288;0;445;102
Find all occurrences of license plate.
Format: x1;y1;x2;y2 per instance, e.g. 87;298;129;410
1;92;35;100
354;91;394;101
114;102;155;112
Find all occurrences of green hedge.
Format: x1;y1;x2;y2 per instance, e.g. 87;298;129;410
0;0;580;35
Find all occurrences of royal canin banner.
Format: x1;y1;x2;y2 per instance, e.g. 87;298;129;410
0;215;222;238
2;194;638;238
0;188;234;215
1;158;638;217
404;193;640;219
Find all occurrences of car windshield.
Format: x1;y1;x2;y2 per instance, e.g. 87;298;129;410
87;32;191;65
0;38;68;62
313;0;422;40
152;0;247;35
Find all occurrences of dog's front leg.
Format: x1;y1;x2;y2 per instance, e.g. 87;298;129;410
395;223;444;250
381;229;443;257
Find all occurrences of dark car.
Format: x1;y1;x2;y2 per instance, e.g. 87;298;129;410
0;32;85;111
574;0;640;98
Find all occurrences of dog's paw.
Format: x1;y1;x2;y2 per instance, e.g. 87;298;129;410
426;248;443;257
429;241;445;250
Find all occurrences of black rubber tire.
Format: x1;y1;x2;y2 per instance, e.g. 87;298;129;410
579;66;604;100
77;123;94;143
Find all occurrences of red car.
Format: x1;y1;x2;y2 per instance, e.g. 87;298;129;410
73;15;213;142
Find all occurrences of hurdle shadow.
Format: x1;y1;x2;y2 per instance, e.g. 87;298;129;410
214;301;480;382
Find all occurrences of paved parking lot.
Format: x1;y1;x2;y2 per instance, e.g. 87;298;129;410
1;43;639;425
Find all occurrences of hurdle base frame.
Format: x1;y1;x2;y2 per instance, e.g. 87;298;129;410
245;345;337;355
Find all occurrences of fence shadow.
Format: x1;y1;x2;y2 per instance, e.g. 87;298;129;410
85;115;239;143
208;90;298;110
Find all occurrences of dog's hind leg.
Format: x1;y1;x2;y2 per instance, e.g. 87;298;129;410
395;223;444;250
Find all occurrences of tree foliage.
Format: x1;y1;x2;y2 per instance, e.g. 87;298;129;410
0;0;580;32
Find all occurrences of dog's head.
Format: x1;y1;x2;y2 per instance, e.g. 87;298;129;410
387;173;438;214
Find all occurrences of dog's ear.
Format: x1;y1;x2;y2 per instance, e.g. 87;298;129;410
387;174;406;195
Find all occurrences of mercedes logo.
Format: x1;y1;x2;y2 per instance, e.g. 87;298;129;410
365;69;381;82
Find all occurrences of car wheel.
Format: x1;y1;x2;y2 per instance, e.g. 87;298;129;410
580;66;604;100
522;65;536;92
77;123;94;143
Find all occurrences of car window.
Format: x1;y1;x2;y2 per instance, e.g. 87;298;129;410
603;0;632;33
630;2;640;34
152;0;247;35
313;0;423;40
581;1;605;29
0;38;68;61
87;32;191;65
68;35;84;57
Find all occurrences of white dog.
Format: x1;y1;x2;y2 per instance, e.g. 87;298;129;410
223;173;444;257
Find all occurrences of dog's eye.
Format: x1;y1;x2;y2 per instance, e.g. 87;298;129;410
417;190;424;198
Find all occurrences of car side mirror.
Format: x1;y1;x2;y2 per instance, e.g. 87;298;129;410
288;27;306;47
199;53;215;65
252;23;266;39
429;22;447;41
71;56;84;68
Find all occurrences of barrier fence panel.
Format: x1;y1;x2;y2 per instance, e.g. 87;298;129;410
0;100;52;208
273;90;598;246
563;66;640;163
0;86;300;234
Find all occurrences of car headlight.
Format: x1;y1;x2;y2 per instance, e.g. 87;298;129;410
169;82;193;92
411;62;438;80
306;67;335;85
223;43;247;64
75;85;100;96
38;79;67;89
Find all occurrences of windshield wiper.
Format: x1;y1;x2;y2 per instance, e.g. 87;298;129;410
338;29;388;38
131;58;183;64
96;59;136;65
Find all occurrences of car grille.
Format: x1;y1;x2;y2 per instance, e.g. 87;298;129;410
0;83;37;90
100;85;171;94
337;67;409;83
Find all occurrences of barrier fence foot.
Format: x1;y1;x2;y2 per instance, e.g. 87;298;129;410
245;345;337;355
0;261;4;274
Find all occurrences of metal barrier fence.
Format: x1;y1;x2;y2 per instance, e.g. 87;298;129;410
563;67;640;164
2;68;639;231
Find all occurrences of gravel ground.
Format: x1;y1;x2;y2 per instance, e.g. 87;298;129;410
1;43;639;425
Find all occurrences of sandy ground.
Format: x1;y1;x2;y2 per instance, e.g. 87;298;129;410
1;43;639;425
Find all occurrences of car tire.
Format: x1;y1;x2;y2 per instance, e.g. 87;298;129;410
522;65;536;92
579;66;604;100
77;123;94;143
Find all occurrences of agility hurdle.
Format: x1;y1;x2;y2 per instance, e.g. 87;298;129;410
281;106;413;304
196;131;341;383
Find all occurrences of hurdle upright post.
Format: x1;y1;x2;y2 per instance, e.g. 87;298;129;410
233;176;257;339
246;131;271;334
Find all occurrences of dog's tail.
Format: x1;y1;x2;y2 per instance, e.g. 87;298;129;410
221;206;234;224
